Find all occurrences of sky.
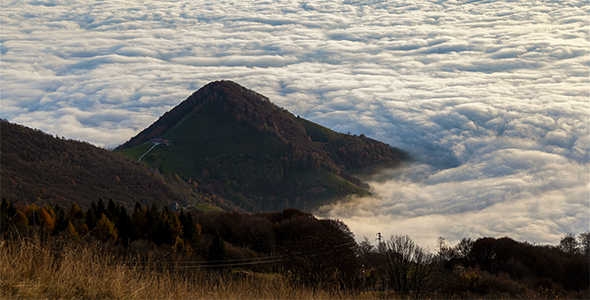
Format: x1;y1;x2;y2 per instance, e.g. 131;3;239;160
2;0;588;249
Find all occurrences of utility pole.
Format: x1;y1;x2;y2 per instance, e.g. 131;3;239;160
376;232;385;292
362;264;366;292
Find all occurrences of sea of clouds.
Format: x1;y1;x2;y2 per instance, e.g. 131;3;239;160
2;0;588;249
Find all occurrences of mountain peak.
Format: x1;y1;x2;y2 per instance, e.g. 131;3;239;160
117;81;405;211
118;81;279;149
202;80;270;101
196;80;272;110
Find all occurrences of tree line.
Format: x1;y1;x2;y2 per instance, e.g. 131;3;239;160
358;234;588;298
0;199;359;288
1;198;588;298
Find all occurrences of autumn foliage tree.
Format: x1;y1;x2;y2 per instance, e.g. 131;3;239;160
95;214;118;242
38;207;55;231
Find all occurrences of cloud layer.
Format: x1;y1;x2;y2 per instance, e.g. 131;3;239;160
2;0;588;249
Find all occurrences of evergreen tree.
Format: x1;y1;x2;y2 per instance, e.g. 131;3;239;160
208;232;228;264
117;206;135;246
145;202;161;243
106;199;119;223
96;199;106;217
1;199;16;234
163;209;183;245
180;210;201;245
85;201;98;230
132;202;147;239
53;204;68;232
54;204;65;219
151;206;182;245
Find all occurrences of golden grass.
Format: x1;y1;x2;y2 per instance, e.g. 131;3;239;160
0;236;350;299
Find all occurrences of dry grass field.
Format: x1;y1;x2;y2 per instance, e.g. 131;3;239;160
3;235;587;300
0;236;351;299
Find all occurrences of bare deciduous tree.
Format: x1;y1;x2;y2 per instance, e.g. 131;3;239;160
559;233;579;254
382;234;438;298
577;232;590;256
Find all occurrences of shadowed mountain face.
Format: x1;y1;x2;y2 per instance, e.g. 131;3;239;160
118;81;406;211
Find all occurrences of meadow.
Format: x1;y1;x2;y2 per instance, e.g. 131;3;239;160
1;235;348;299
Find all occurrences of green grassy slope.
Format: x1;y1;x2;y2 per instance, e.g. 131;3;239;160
118;111;370;212
117;81;404;212
120;112;287;178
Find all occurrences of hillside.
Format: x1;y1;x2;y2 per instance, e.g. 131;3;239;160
2;197;588;299
1;81;406;213
117;81;406;211
0;120;224;211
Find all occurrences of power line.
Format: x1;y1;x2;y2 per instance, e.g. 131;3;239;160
177;258;284;269
111;240;357;269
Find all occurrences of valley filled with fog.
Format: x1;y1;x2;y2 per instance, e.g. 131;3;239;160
2;0;588;248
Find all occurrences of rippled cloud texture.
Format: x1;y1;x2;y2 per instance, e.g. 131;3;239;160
2;0;588;248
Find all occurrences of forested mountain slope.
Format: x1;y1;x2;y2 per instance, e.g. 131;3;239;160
117;81;406;211
1;81;406;213
0;120;221;211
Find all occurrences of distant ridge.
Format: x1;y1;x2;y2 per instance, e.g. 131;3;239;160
118;81;406;211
